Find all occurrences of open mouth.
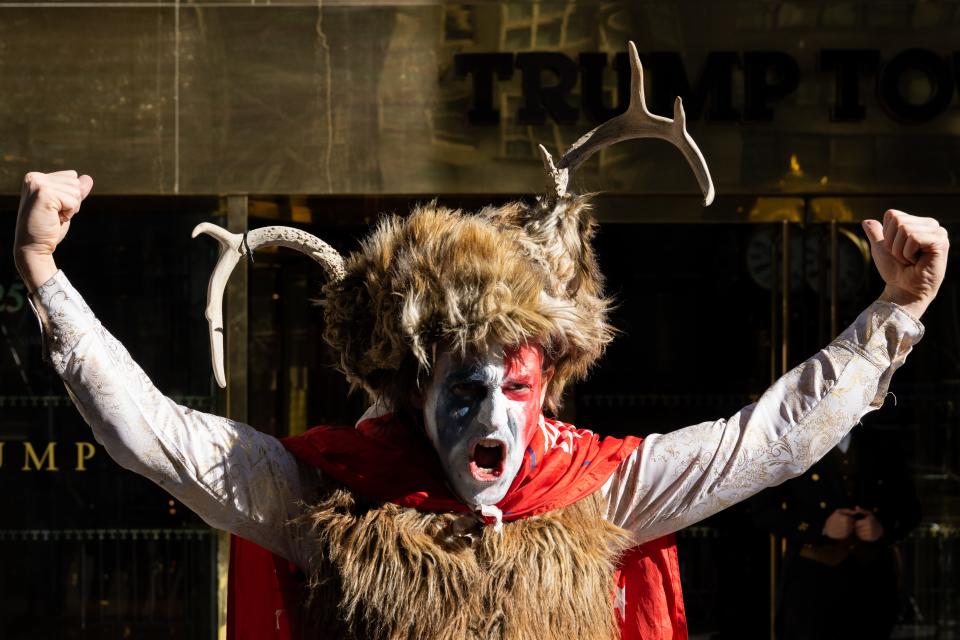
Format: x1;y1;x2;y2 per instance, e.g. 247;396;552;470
468;439;506;481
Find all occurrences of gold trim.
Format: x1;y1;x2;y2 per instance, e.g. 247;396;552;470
220;194;250;640
217;530;230;640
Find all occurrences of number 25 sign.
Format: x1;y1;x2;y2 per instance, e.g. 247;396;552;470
1;282;26;314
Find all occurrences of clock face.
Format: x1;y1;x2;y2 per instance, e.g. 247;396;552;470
746;226;870;300
745;226;805;292
804;228;871;300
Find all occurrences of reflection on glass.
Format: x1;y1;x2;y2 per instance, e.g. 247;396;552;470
0;199;221;639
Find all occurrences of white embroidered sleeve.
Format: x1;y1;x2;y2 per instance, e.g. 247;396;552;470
603;300;924;544
29;270;315;565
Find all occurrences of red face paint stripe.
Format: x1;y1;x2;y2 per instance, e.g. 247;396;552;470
503;344;546;447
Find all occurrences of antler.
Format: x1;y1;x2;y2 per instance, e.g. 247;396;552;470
540;41;715;206
192;223;346;388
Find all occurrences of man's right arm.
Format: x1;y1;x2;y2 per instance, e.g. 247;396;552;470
15;171;314;567
30;269;315;565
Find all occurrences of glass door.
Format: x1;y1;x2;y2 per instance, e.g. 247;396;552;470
0;196;223;640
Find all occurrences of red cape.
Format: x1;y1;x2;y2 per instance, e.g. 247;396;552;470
228;414;688;639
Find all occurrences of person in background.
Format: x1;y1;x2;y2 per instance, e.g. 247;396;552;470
754;423;922;640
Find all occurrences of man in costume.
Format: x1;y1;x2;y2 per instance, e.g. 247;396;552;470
13;43;948;640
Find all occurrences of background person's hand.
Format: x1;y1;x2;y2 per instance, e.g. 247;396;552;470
822;508;857;540
13;170;94;290
852;507;885;543
862;210;949;319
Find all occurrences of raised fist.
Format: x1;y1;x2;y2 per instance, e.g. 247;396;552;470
862;210;949;319
13;170;93;290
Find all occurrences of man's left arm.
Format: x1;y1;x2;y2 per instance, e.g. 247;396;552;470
604;211;948;543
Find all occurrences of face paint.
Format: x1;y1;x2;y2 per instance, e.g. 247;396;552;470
422;344;546;507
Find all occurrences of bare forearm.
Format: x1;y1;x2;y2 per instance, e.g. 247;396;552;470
14;247;57;293
879;284;930;321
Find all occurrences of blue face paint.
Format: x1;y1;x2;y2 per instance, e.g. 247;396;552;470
422;349;541;508
433;364;490;454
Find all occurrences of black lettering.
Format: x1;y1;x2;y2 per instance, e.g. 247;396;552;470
516;52;579;125
743;51;801;121
880;48;954;123
819;49;880;121
641;51;740;121
454;53;514;125
578;52;629;122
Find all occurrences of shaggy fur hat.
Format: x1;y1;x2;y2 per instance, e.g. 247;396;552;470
322;195;612;413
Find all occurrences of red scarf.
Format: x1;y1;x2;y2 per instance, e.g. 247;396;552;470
283;413;641;520
228;414;688;639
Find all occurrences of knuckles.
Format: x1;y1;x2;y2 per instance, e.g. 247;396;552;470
21;171;81;195
887;211;947;236
23;171;50;192
884;209;935;226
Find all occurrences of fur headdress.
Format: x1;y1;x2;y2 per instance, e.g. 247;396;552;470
322;195;609;412
195;42;713;411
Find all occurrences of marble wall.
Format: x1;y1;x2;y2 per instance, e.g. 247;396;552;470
0;1;959;196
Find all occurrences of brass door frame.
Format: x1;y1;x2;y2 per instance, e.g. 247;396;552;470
219;194;250;640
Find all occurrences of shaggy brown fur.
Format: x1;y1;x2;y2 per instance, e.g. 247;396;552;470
296;484;631;640
322;195;612;412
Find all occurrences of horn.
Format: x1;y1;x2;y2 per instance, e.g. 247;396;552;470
540;41;715;206
192;223;346;388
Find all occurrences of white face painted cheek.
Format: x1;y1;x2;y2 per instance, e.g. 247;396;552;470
422;350;530;508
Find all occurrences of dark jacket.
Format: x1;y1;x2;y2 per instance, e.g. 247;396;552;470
751;428;921;640
753;428;920;562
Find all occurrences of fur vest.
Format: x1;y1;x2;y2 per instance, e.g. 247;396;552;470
296;482;632;640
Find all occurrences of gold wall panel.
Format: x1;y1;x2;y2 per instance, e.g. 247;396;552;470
0;6;176;193
1;2;959;196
